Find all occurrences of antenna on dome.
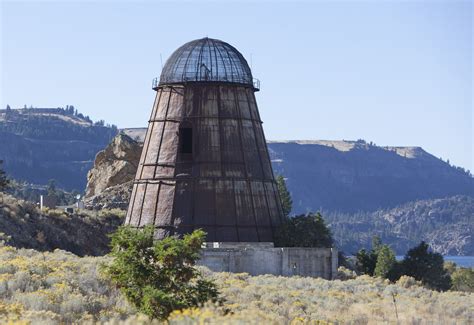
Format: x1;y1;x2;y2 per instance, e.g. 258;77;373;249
160;53;163;69
250;53;253;71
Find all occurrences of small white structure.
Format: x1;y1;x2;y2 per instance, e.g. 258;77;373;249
199;242;338;279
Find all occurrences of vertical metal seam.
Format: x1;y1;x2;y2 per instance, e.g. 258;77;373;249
151;181;162;231
210;39;219;80
249;90;285;224
169;179;179;236
244;88;265;181
224;44;236;83
195;42;206;81
213;40;228;81
234;86;260;241
212;178;217;242
272;181;285;222
206;38;213;79
231;178;240;242
136;182;148;227
126;184;137;225
180;40;198;82
261;180;275;241
216;86;224;177
247;180;260;242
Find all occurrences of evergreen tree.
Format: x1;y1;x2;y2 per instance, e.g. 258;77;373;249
47;179;57;197
0;160;9;192
355;235;383;276
374;245;396;278
274;212;333;247
401;241;452;291
276;175;292;217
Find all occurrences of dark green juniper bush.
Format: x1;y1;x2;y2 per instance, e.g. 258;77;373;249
101;226;220;320
274;212;333;248
0;160;9;192
276;175;292;217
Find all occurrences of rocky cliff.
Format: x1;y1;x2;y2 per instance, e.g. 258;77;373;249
326;195;474;255
84;133;142;210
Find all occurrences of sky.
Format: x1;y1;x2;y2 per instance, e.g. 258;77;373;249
1;0;472;171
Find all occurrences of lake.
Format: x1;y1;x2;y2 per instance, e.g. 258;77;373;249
396;256;474;268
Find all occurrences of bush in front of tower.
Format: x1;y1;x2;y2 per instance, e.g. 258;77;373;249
274;212;333;248
101;226;220;320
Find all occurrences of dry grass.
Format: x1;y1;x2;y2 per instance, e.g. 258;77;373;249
0;244;472;324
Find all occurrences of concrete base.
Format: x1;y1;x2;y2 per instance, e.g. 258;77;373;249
198;242;338;279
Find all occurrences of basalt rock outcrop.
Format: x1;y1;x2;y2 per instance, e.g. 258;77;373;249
84;133;142;209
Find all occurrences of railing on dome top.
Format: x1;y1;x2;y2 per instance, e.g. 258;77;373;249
253;78;260;91
152;77;261;91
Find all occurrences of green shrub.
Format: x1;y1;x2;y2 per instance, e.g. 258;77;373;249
276;175;292;217
101;226;220;320
0;160;9;192
374;245;396;278
274;212;333;247
451;267;474;292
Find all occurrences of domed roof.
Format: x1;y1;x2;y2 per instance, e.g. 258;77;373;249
159;38;254;87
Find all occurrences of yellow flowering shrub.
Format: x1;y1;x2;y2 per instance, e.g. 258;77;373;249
0;244;473;324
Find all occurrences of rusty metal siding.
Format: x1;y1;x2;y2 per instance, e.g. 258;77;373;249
140;183;159;226
126;83;284;242
154;182;175;227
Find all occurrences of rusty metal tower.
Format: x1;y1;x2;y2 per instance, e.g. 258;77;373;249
125;37;284;242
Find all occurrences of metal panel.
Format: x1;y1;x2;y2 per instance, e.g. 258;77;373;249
215;180;236;226
220;87;238;118
142;122;164;179
251;181;272;227
130;183;146;225
158;122;179;165
194;179;216;226
265;181;282;226
155;89;171;119
234;180;255;226
173;180;193;226
140;183;159;226
241;120;263;178
154;182;175;227
166;88;184;120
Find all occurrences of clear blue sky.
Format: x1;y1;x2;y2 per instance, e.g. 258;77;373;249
1;1;472;171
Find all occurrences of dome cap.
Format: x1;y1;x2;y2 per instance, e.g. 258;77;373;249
159;38;255;88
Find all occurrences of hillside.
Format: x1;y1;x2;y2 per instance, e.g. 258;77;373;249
326;195;474;255
122;128;473;213
268;140;473;213
0;107;118;191
0;193;122;256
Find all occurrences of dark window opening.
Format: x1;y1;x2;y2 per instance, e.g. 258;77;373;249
179;127;193;154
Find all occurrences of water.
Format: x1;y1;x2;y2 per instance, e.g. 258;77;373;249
395;256;474;268
443;256;474;268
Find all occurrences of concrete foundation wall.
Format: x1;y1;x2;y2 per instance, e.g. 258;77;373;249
198;244;338;279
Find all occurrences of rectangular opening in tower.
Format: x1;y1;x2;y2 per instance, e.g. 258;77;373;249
180;127;193;154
